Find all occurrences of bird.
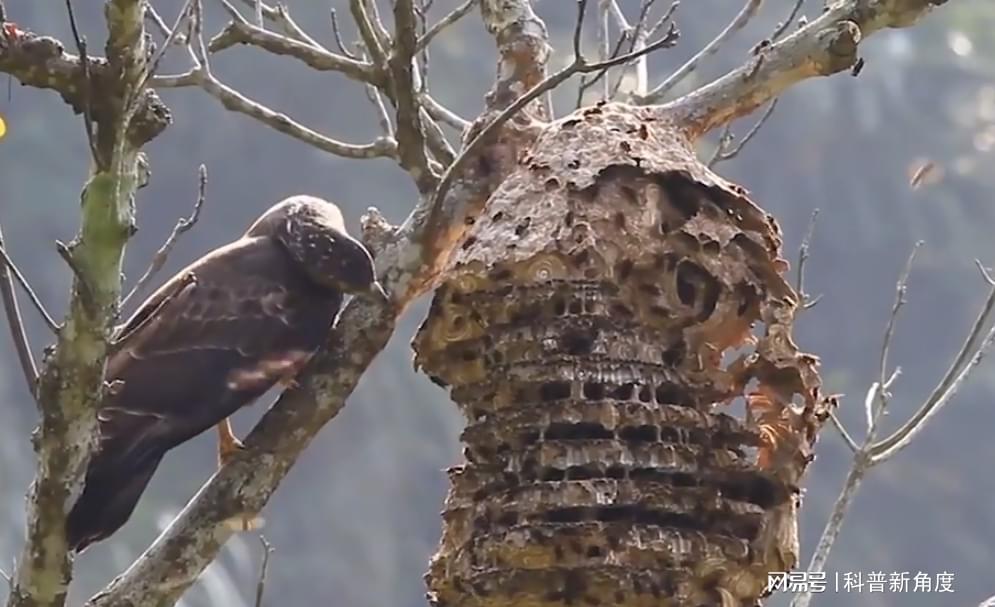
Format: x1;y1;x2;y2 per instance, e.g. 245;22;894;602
66;195;387;552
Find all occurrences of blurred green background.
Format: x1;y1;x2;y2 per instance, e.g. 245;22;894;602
1;1;994;606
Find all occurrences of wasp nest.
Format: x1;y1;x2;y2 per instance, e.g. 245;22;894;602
414;104;832;607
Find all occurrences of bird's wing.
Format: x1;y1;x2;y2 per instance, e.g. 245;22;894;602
100;238;337;458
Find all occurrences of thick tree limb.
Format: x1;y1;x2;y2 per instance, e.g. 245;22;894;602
0;23;169;148
7;2;161;605
656;0;950;138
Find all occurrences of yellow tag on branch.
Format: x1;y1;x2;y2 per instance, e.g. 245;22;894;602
0;115;6;139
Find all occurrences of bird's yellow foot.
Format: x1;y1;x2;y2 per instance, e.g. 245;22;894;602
216;418;245;467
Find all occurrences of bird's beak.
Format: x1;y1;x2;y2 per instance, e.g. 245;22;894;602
368;280;390;302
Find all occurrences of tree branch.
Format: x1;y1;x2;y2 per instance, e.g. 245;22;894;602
0;242;59;335
7;2;162;605
391;0;436;194
121;164;207;309
657;0;950;138
208;19;376;83
643;0;761;103
417;0;476;52
791;247;992;607
0;224;40;397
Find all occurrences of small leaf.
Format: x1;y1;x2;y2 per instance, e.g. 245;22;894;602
0;114;6;139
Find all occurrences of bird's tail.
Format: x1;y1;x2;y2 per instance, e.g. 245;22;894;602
66;449;164;552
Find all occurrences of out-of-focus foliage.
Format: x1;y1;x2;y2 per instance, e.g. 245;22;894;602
0;2;993;607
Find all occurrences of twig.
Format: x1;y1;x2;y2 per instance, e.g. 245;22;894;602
870;242;921;434
147;6;187;45
0;224;40;395
137;0;196;94
790;449;869;607
390;0;437;194
792;247;995;607
829;411;859;453
430;2;679;220
707;97;778;166
575;28;629;107
612;0;674;99
64;0;101;168
328;9;358;59
421;94;469;131
351;0;389;69
796;207;819;307
641;0;761;103
598;0;611;100
0;240;59;335
365;82;394;137
207;20;375;82
870;260;995;463
122;165;208;309
417;0;476;52
772;0;806;41
253;536;274;607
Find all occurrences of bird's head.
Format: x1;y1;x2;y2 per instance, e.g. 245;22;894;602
247;195;389;302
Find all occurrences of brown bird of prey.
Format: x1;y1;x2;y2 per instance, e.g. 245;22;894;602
66;195;387;552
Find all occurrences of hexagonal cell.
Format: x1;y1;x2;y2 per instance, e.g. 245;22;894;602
415;106;830;607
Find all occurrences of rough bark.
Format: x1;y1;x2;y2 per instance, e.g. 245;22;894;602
3;3;169;607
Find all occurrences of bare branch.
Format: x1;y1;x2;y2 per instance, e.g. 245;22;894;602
155;10;397;163
869;242;921;434
0;243;59;335
147;5;187;44
208;20;376;83
421;93;469;131
391;0;437;194
64;0;101;167
615;0;677;99
829;411;859;454
432;10;679;219
351;0;390;69
796;207;819;307
122;165;208;309
642;0;762;103
871;261;995;463
658;0;950;138
707;97;778;166
328;9;358;59
234;0;320;46
0;224;40;396
790;451;870;607
253;537;274;607
772;0;806;41
417;0;476;52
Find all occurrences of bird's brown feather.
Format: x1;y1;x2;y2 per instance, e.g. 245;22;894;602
67;236;342;551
